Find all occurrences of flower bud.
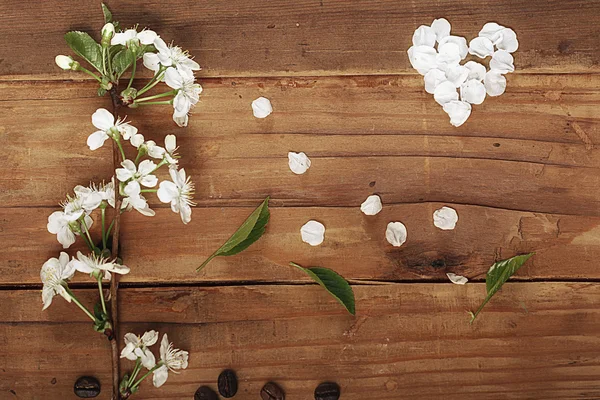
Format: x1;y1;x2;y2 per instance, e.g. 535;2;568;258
101;23;115;47
55;55;74;70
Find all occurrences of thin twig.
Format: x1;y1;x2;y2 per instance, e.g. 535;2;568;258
109;86;123;400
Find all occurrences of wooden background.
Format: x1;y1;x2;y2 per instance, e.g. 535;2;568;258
1;0;599;398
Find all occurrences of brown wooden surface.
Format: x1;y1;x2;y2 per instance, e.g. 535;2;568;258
1;0;600;398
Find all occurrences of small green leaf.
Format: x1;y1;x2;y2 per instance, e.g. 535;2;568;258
112;49;135;78
469;253;534;323
64;31;103;72
197;197;270;271
101;3;112;23
290;262;356;315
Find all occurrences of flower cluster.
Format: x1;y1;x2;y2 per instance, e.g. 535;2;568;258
119;331;188;396
408;19;518;126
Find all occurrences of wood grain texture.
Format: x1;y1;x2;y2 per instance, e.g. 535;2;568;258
0;0;599;77
2;283;599;399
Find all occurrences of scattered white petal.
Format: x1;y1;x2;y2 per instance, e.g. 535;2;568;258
407;45;438;75
436;42;461;71
385;222;407;247
468;37;494;58
484;70;507;96
438;36;468;59
434;81;459;105
424;68;447;94
288;152;311;174
464;61;486;81
412;25;436;47
479;22;505;45
490;50;515;73
252;97;273;118
433;206;459;230
300;220;325;246
442;100;471;127
460;79;486;105
445;64;469;88
447;272;468;285
431;18;451;42
496;28;519;53
360;195;383;216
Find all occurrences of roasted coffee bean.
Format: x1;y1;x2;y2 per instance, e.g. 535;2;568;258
73;376;101;398
314;381;340;400
218;369;238;398
194;386;218;400
261;381;285;400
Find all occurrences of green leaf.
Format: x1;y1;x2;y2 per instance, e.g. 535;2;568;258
197;197;270;271
112;49;135;78
290;262;355;315
469;253;534;323
101;3;112;23
64;31;103;72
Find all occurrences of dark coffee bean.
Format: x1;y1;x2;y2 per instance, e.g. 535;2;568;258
261;381;285;400
195;386;218;400
218;369;238;398
314;382;340;400
73;376;101;398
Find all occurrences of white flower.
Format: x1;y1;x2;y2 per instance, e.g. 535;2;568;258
386;222;407;247
300;220;325;246
360;195;382;216
447;272;468;285
157;168;195;224
251;97;273;118
468;37;494;58
120;331;158;369
121;181;156;217
424;68;446;94
72;251;130;281
143;37;200;79
55;55;74;70
73;185;104;212
433;206;459;230
460;79;486;105
94;179;116;208
40;252;76;310
431;18;451;42
484;71;507;96
88;108;138;151
116;160;158;188
412;25;436;47
464;61;486;81
146;135;179;165
442;100;472;127
153;334;189;388
111;28;157;47
165;68;203;127
407;45;437;75
47;211;92;249
433;81;458;105
288;152;311;174
490;50;515;73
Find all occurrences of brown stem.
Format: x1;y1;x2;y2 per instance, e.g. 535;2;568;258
109;86;124;400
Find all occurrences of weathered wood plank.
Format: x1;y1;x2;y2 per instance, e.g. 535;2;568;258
3;203;600;284
2;75;599;208
0;0;599;77
2;283;599;399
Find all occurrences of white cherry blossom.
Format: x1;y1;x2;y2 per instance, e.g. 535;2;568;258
157;168;195;224
116;159;158;188
111;28;157;47
40;252;76;310
72;251;130;281
55;55;75;70
153;334;189;388
121;331;159;369
165;67;203;127
143;37;200;79
47;211;92;249
88;108;138;151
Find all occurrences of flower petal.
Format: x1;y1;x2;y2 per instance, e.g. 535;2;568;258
251;97;273;118
407;45;437;75
438;36;468;59
288;152;311;175
153;365;169;388
143;52;161;72
137;29;157;45
57;226;76;249
431;18;451;42
423;68;447;94
165;135;177;153
412;25;436;47
442;100;472;127
164;67;183;89
445;64;469;88
446;272;468;285
360;195;383;216
464;61;486;81
468;37;494;58
484;70;507;96
436;42;461;70
479;22;505;45
87;131;109;151
433;206;459;230
496;28;519;53
300;220;325;246
92;108;115;131
385;222;407;247
157;181;178;203
490;50;515;73
460;79;486;105
433;81;458;105
138;160;157;176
